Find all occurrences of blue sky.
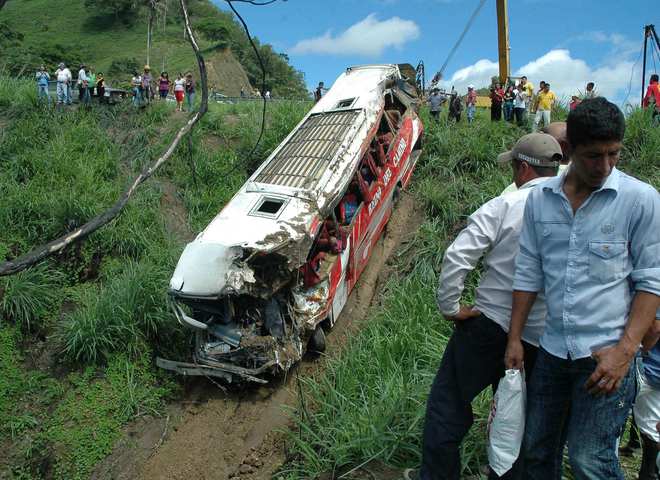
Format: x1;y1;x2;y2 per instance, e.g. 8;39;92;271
212;0;657;106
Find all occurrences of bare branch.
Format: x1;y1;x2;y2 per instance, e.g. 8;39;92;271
0;0;208;276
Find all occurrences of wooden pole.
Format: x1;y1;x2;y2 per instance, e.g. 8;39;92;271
496;0;510;85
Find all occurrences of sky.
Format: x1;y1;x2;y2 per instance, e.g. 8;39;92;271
212;0;658;107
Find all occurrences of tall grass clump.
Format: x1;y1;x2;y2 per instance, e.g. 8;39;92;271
56;261;172;363
0;265;64;331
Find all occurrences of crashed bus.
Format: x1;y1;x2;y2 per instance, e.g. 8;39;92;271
157;64;424;384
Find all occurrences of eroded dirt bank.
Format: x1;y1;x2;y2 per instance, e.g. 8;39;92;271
92;192;424;480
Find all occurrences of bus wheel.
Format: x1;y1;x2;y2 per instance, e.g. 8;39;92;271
308;325;326;354
392;183;402;205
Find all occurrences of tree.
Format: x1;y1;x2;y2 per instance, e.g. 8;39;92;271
196;19;230;49
83;0;135;21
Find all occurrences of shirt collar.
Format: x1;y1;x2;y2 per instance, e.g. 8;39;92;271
519;176;550;190
542;166;621;195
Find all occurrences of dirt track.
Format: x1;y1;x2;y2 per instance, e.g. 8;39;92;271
92;192;424;480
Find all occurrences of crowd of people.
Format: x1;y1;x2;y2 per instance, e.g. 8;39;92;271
404;96;660;480
35;62;198;112
424;74;660;132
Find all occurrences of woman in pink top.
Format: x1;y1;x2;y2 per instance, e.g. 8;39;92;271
158;72;171;100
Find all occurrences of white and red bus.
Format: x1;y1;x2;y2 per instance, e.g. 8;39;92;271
158;64;424;383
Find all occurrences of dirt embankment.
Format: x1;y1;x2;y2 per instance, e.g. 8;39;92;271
92;191;425;480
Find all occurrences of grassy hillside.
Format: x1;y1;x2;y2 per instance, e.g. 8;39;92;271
0;0;307;97
281;108;660;479
0;77;311;479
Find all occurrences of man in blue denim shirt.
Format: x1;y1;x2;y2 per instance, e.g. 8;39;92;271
504;97;660;479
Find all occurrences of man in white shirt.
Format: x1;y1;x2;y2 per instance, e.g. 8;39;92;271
55;62;72;105
404;133;562;480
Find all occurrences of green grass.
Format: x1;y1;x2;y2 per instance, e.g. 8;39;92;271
0;0;308;97
0;76;311;479
281;107;660;479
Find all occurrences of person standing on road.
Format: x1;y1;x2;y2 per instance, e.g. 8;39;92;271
642;73;660;124
314;81;326;102
512;86;527;126
490;82;505;121
533;83;555;131
142;65;153;103
96;73;106;104
583;82;597;100
77;64;89;103
427;88;446;122
520;76;534;123
158;72;171;100
55;63;72;105
466;85;477;124
448;93;463;123
35;65;50;102
505;97;660;480
184;72;195;112
503;85;515;122
131;70;143;107
403;133;563;480
174;73;185;111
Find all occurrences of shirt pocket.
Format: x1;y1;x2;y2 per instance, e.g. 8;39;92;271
588;240;627;282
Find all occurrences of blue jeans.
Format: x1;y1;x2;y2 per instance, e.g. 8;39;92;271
523;348;635;480
56;82;69;104
185;91;195;112
503;102;513;122
466;104;476;123
132;87;143;106
38;84;50;101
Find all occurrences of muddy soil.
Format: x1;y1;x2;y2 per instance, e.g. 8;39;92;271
92;192;424;480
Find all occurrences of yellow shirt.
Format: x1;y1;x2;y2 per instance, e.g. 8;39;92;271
537;90;556;110
523;82;534;98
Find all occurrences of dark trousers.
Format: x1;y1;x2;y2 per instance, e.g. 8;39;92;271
420;314;538;480
523;348;635;480
491;103;502;121
513;108;526;126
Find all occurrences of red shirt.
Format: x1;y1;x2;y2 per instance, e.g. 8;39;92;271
642;81;660;110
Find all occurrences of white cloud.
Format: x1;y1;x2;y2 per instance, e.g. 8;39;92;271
438;48;639;107
290;14;420;57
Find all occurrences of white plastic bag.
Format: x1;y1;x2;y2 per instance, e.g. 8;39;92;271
487;369;526;476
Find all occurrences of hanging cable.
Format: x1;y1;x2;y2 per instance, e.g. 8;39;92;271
622;43;645;108
431;0;487;85
218;0;276;177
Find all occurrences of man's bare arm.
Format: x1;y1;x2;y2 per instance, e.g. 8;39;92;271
504;290;538;369
586;291;660;395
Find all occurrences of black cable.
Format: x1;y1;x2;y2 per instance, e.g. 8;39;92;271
228;0;279;5
217;0;274;177
432;0;487;84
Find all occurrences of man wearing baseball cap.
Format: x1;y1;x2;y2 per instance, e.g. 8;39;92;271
505;97;660;478
404;133;561;480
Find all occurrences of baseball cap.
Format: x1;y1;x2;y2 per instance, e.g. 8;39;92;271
497;133;562;167
468;84;474;89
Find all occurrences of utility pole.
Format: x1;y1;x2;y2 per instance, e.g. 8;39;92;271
641;25;660;106
496;0;510;85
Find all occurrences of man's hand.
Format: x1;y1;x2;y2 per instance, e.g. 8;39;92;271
585;344;635;395
444;305;481;322
505;339;524;370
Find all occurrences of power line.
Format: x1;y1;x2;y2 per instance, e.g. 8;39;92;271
622;43;644;108
432;0;488;85
218;0;279;177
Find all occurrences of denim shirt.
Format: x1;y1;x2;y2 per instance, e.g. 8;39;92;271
513;167;660;360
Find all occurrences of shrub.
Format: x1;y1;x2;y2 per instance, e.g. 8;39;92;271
56;261;171;363
0;265;63;331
